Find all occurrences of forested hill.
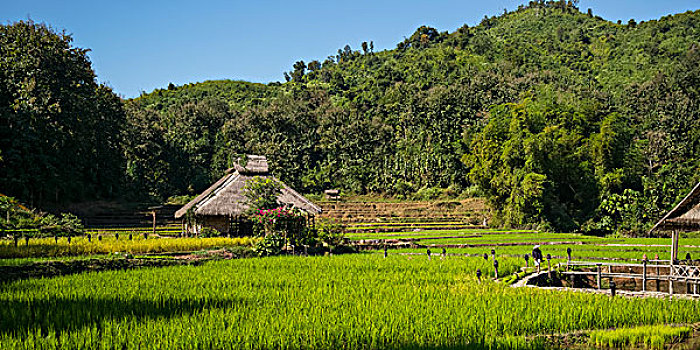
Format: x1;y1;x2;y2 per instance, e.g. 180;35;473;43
2;2;699;233
125;3;700;233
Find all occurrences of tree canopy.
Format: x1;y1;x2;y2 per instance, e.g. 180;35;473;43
2;3;699;234
0;21;125;206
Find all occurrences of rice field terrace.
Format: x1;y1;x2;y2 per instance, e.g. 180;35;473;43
0;236;257;259
2;254;700;350
348;227;700;263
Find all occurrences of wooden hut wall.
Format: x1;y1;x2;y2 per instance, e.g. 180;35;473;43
200;215;230;234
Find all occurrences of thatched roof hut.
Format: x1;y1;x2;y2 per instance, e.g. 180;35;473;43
174;155;321;234
650;182;700;233
650;182;700;264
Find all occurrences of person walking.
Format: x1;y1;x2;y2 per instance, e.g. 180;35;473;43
532;245;543;273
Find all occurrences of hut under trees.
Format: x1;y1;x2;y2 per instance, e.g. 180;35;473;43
174;155;322;235
650;181;700;292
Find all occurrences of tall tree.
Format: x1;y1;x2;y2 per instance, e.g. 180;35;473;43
0;21;125;205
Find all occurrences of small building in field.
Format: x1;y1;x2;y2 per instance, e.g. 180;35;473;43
174;155;322;235
650;181;700;291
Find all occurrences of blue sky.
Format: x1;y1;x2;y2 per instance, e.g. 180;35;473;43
3;0;698;98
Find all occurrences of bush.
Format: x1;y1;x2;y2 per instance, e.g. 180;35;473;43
199;227;222;238
253;235;286;257
0;196;83;237
389;179;415;197
412;186;443;201
317;218;348;249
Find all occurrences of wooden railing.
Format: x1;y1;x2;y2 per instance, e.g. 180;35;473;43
560;260;700;296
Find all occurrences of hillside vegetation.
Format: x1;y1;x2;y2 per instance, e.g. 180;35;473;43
1;1;699;233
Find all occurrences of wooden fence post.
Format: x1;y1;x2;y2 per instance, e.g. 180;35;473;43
671;230;679;262
642;259;647;292
655;256;660;292
152;210;157;238
610;279;616;297
596;263;602;289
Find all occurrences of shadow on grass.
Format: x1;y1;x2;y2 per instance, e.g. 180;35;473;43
0;258;194;284
0;295;247;337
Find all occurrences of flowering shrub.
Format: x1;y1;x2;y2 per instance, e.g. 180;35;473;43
251;207;309;255
253;207;306;236
251;207;353;256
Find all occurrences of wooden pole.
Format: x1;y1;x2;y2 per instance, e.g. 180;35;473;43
642;259;647;292
596;263;602;289
152;211;156;238
670;231;678;297
656;263;661;292
671;230;679;263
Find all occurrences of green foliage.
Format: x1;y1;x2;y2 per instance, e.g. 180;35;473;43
0;195;83;237
464;96;599;231
3;5;700;236
316;218;347;249
118;6;700;236
252;234;286;257
165;195;197;205
0;21;125;204
244;176;283;212
198;226;223;238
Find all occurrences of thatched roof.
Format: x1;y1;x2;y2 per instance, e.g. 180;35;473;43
232;155;269;175
650;182;700;233
174;155;321;219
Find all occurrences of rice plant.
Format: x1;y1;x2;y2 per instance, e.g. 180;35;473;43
1;254;698;349
0;236;257;258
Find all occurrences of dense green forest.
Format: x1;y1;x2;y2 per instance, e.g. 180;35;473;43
1;1;699;233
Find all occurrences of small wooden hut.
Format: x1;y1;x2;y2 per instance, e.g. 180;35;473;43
174;155;322;235
650;181;700;292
